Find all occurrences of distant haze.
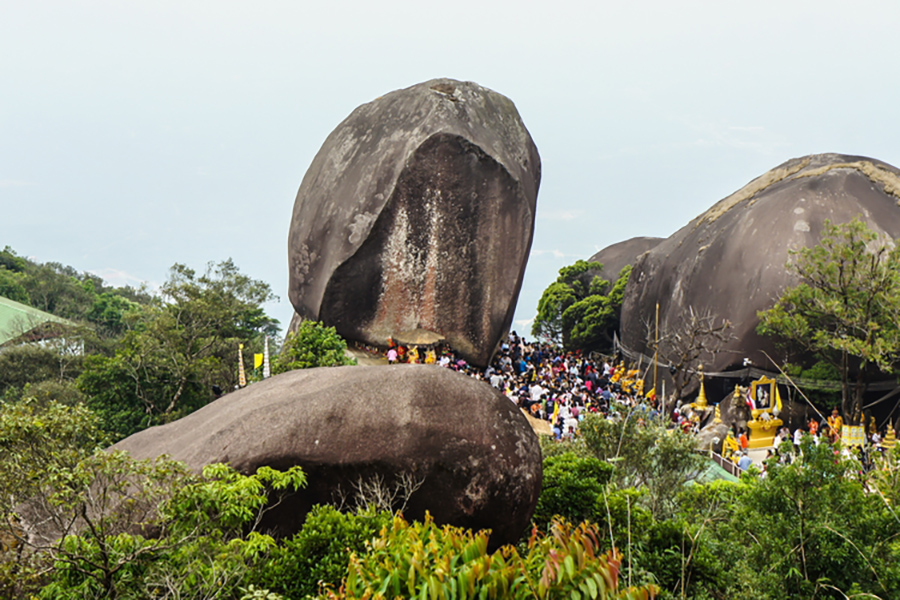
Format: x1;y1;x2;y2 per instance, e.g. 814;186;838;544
3;1;900;337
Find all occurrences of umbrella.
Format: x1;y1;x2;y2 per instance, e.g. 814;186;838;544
392;328;445;348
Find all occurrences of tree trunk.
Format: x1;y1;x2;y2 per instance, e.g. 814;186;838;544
841;350;852;420
850;364;868;425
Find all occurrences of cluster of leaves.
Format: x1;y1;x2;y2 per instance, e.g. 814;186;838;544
0;402;309;600
578;413;705;519
554;423;900;599
532;260;630;351
330;513;657;600
250;505;391;599
758;218;900;420
274;320;356;374
0;248;290;440
76;260;280;439
532;451;613;531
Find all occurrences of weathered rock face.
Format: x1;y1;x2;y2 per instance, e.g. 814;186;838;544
621;153;900;374
587;237;663;286
288;78;541;367
113;364;542;548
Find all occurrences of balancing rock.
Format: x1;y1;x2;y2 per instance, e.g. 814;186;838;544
113;364;543;548
288;78;541;367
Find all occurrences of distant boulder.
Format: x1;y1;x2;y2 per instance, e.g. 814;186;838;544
288;78;541;367
587;236;663;285
113;364;542;548
621;153;900;374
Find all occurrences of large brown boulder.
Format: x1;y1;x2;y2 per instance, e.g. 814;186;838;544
621;153;900;374
288;78;541;367
113;364;542;547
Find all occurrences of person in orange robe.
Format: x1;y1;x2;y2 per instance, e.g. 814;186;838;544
827;408;843;443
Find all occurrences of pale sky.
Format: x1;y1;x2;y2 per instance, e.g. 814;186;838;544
3;0;900;334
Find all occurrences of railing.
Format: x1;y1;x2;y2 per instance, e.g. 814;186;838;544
707;450;743;477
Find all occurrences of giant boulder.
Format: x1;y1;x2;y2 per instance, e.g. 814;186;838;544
113;364;542;547
587;236;663;287
621;153;900;376
288;78;541;367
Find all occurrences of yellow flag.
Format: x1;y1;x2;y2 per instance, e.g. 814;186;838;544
254;354;263;369
775;384;783;412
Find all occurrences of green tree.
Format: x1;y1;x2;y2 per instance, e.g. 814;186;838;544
250;505;391;599
757;218;900;422
273;320;355;374
78;260;280;439
0;399;307;600
0;400;108;598
727;440;900;598
579;412;704;519
532;451;613;531
532;261;631;351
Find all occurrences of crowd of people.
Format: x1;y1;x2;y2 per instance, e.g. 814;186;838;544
372;333;898;475
380;331;660;442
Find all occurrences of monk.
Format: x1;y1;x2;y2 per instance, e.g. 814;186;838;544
723;430;739;460
827;408;843;443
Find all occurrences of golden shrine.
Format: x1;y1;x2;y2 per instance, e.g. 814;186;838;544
746;376;783;449
882;424;897;449
689;365;709;412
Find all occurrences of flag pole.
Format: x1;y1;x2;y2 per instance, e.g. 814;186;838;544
238;343;247;388
653;302;659;407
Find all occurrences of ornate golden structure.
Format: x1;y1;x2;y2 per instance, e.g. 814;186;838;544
746;376;783;449
883;423;897;449
689;365;710;413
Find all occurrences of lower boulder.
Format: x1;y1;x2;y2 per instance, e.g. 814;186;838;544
113;364;542;547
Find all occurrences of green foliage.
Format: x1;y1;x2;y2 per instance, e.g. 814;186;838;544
330;513;658;599
251;505;391;599
0;400;108;598
727;440;900;598
758;218;900;419
579;413;704;519
274;320;355;374
5;434;307;600
0;267;29;304
564;266;631;351
77;260;280;439
532;261;630;351
86;291;142;337
0;344;73;396
533;281;579;343
0;400;107;515
533;452;613;530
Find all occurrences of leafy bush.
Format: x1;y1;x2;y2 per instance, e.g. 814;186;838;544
327;513;658;599
274;320;356;373
533;451;613;530
580;413;704;519
251;505;391;599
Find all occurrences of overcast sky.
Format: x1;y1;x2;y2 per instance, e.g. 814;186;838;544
3;0;900;334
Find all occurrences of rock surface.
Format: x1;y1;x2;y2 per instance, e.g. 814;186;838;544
113;364;542;547
620;153;900;375
587;237;662;286
288;78;541;367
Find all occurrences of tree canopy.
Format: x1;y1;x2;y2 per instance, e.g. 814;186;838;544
757;218;900;421
77;260;279;439
532;260;631;351
273;320;355;374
